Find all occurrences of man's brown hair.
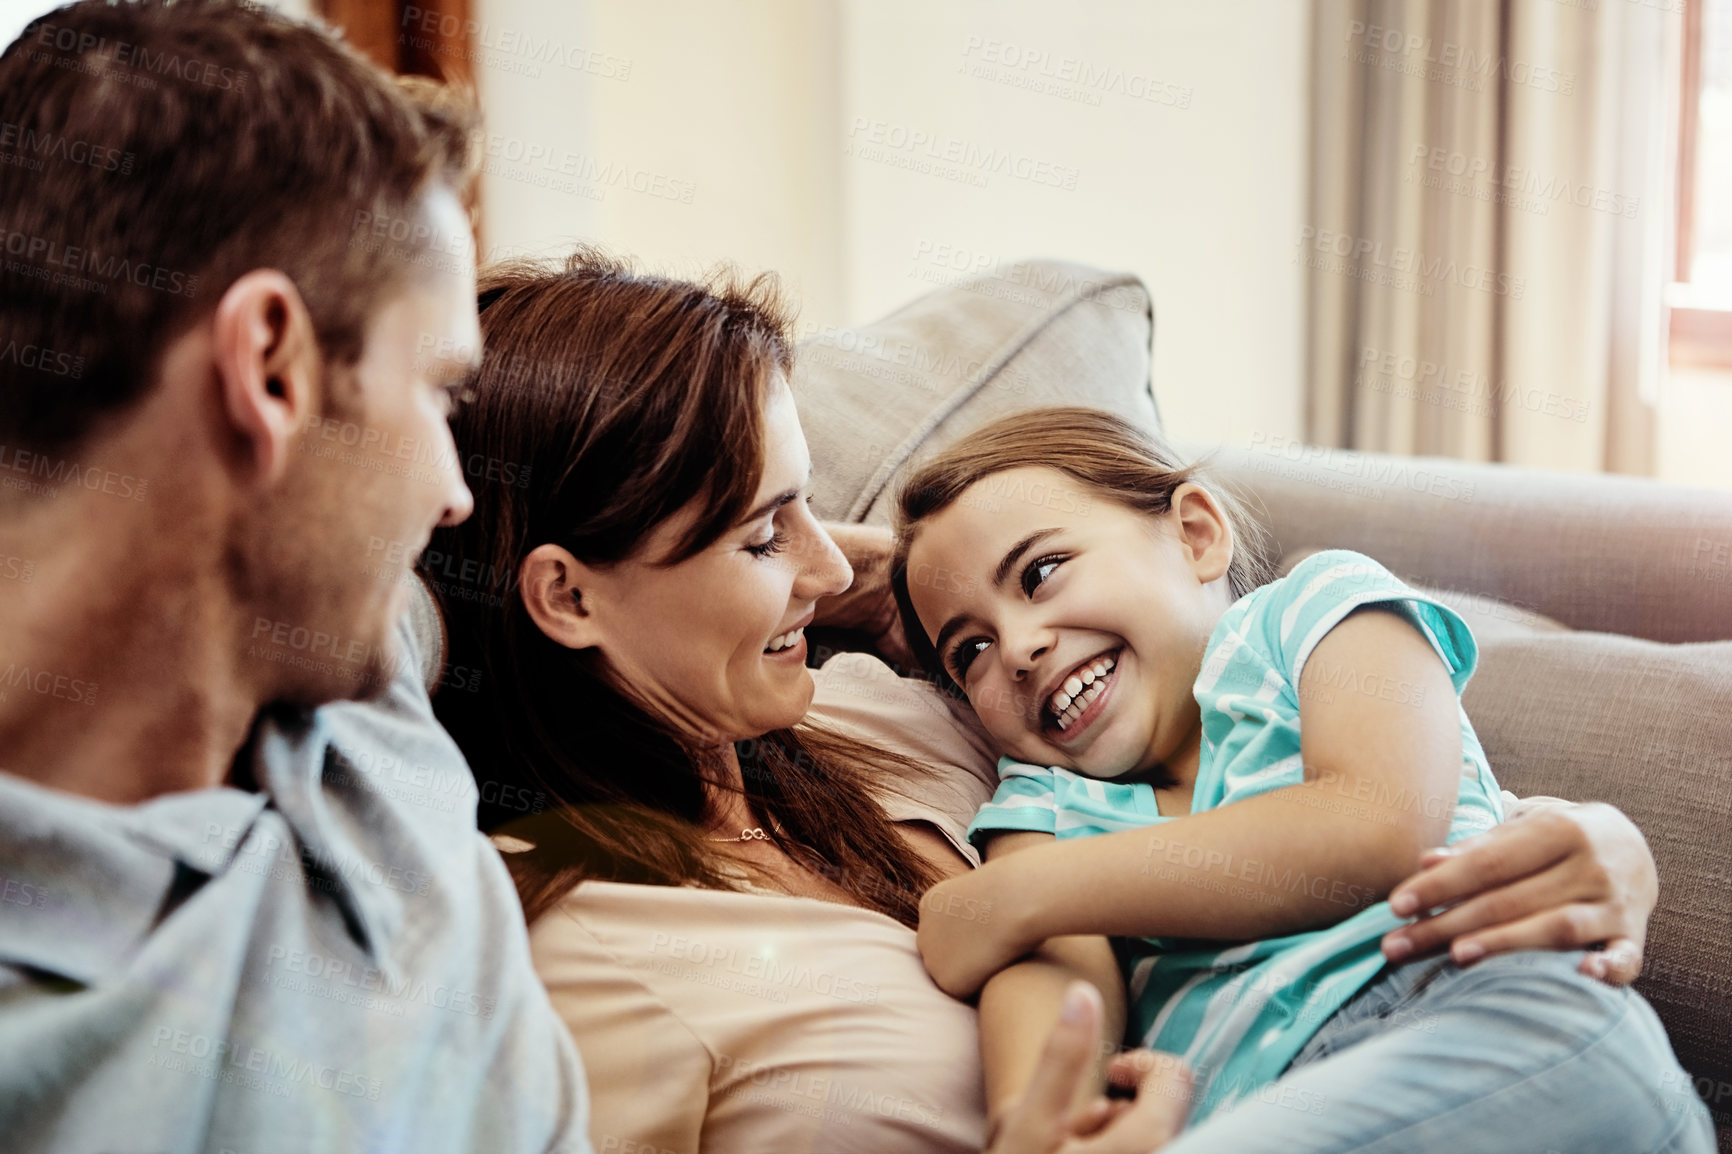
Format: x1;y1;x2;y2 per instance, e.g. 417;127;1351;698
0;0;478;452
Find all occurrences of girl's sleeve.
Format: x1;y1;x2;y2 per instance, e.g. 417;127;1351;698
1268;550;1480;693
965;760;1063;848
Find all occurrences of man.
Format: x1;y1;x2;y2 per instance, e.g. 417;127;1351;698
0;2;588;1149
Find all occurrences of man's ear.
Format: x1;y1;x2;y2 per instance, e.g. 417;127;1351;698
211;270;321;484
1172;482;1234;584
520;543;607;651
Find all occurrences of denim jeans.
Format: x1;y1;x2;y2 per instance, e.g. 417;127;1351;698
1158;949;1715;1154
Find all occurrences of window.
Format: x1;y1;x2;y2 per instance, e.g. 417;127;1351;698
1672;0;1732;366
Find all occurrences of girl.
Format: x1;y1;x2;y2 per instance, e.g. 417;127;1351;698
890;406;1710;1153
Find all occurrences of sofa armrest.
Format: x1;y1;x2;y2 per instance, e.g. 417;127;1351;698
1189;441;1732;644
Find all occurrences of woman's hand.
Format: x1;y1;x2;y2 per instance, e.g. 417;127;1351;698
1381;802;1659;985
917;868;1031;998
986;984;1191;1154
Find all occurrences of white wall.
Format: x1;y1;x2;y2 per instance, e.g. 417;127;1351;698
469;0;1312;445
835;0;1308;445
473;0;846;321
1659;365;1732;489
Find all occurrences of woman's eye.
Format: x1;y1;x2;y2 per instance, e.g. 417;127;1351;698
1021;554;1064;596
947;637;990;681
746;529;789;558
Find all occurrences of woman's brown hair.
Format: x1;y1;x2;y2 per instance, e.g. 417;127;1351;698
888;406;1275;701
425;247;940;926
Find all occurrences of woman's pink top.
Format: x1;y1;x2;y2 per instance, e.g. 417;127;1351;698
522;654;1002;1153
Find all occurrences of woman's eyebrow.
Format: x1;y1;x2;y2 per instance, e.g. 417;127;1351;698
740;489;799;526
932;527;1061;656
737;464;815;527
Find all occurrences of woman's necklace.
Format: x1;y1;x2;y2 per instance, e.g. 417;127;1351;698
710;818;785;844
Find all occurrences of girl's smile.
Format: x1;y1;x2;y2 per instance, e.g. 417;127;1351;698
902;465;1238;786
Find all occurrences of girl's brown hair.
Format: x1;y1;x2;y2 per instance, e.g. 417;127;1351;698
426;248;940;926
888;406;1275;700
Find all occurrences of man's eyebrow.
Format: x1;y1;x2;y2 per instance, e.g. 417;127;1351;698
932;527;1060;659
738;464;815;527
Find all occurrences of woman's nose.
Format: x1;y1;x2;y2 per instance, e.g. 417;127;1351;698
796;522;853;601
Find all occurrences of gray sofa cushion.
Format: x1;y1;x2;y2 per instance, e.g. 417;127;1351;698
1461;631;1732;1132
793;259;1156;527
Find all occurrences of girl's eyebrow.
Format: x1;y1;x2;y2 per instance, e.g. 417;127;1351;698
993;527;1061;587
932;526;1061;657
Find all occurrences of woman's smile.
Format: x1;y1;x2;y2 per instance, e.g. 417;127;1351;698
762;624;808;661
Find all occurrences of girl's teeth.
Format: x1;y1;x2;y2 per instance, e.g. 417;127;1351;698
1048;654;1116;720
1051;656;1117;730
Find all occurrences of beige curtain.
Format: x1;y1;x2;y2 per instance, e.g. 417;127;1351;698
1307;0;1679;473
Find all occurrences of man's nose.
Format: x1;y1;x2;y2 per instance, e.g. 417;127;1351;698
438;474;475;527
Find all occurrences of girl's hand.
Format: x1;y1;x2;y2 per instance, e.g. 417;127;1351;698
917;869;1028;997
1380;802;1658;985
985;983;1191;1154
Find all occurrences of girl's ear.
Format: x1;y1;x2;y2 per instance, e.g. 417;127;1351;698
1171;482;1234;584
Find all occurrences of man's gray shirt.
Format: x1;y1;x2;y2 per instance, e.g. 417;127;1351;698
0;605;593;1153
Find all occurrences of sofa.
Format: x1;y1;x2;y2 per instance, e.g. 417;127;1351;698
789;259;1732;1149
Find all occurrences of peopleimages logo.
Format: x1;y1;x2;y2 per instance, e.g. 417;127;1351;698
0;443;149;501
0;121;133;174
1404;144;1640;219
148;1027;381;1100
31;22;249;91
845;118;1081;191
1341;19;1574;95
0;663;97;705
957;35;1193;110
1296;226;1524;299
0;340;83;380
0;227;198;298
399;5;633;80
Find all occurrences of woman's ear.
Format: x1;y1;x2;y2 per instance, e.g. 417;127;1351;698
1171;483;1234;585
519;543;606;650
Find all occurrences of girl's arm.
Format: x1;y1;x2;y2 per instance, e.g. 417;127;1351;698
918;605;1462;997
969;831;1127;1131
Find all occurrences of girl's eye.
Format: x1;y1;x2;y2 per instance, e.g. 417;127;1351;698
746;529;789;558
1021;554;1064;596
946;637;991;681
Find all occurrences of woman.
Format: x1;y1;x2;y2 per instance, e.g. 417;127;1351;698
423;249;1666;1154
